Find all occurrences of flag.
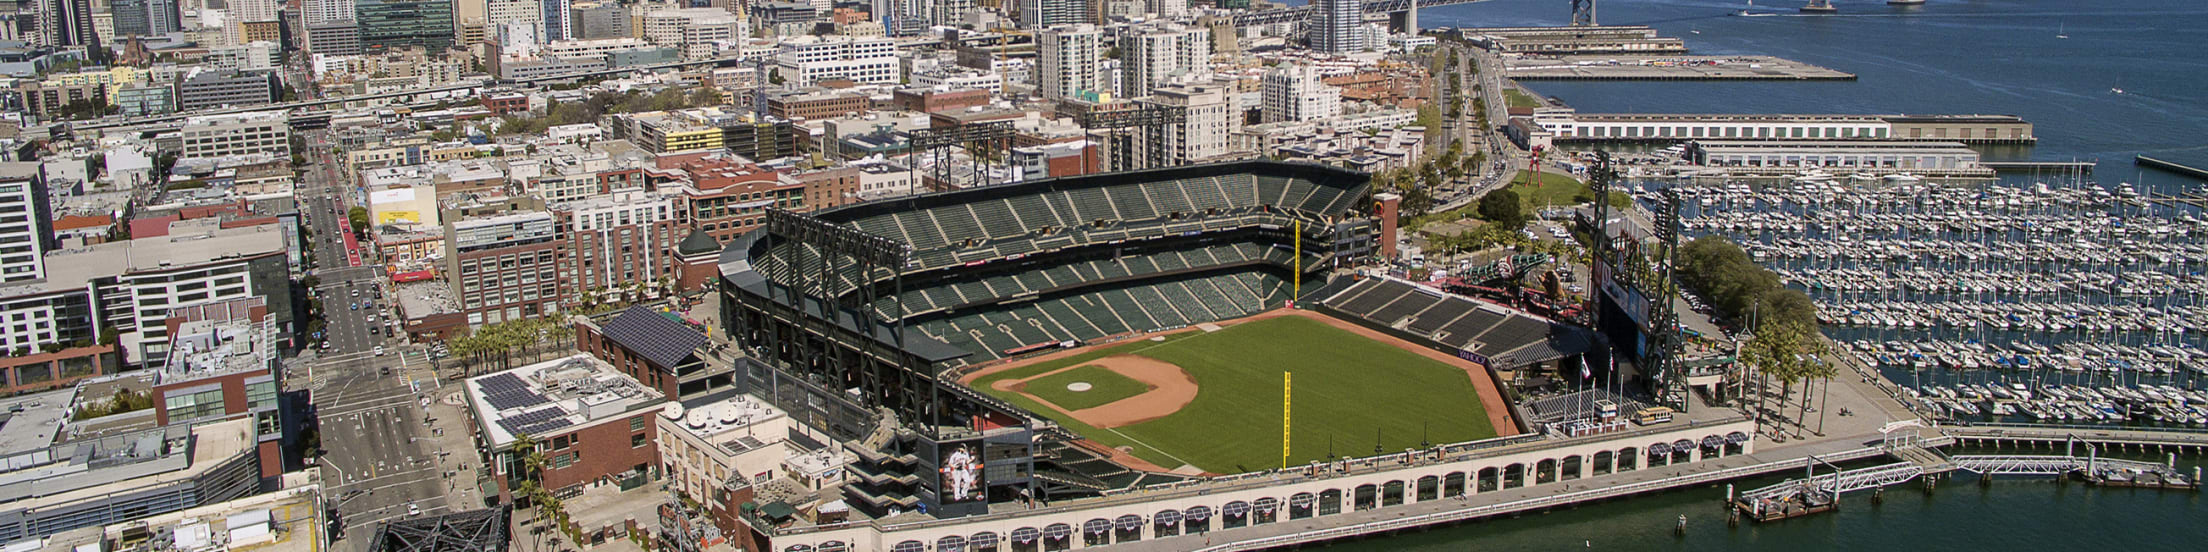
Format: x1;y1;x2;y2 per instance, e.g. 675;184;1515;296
1580;356;1591;380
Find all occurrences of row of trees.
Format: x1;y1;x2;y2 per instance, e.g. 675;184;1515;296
1676;235;1835;436
444;316;571;378
1676;235;1817;332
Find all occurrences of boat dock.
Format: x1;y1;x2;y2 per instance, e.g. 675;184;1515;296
2137;155;2208;180
1982;161;2094;173
2146;188;2208;208
1730;442;2199;522
1506;55;1855;81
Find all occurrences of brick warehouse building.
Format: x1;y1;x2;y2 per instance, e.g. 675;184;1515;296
574;305;722;400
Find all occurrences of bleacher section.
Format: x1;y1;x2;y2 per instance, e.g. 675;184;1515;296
1321;277;1592;369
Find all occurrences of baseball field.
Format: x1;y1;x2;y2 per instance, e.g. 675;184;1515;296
965;310;1514;475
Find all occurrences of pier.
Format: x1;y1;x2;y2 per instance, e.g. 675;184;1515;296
1731;443;2198;522
1506;55;1855;81
2136;155;2208;180
1982;161;2094;173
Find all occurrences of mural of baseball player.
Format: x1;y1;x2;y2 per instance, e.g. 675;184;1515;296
940;444;984;502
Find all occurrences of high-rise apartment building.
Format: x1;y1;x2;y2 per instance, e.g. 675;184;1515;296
227;0;280;45
1138;85;1233;167
0;164;50;285
540;0;571;41
305;0;356;24
1038;24;1102;101
1262;62;1340;123
549;190;680;297
41;0;96;46
1121;23;1209;99
1310;0;1364;54
1016;0;1083;28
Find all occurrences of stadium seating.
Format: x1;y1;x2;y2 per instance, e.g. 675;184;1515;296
970;201;1023;238
766;165;1370;362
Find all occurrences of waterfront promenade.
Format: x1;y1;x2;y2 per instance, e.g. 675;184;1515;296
1133;430;1895;551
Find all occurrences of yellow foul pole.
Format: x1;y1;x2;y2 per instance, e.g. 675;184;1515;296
1293;220;1302;300
1282;371;1293;469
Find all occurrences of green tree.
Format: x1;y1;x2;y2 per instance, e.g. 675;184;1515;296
1475;188;1526;230
1739;319;1832;437
347;206;370;235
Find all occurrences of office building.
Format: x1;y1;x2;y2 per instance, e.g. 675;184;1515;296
640;7;736;59
773;35;897;86
180;112;291;159
227;0;280;46
486;0;539;28
571;1;628;39
110;0;181;37
0;418;264;544
1037;24;1102;100
1262;62;1339;123
175;70;281;111
0;218;292;367
305;19;361;55
356;0;456;51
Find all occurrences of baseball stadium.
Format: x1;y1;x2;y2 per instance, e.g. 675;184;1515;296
717;160;1589;519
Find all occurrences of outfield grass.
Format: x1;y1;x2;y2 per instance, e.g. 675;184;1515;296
977;316;1499;473
1024;365;1154;411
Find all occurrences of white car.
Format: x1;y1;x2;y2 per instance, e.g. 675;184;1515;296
374;346;386;357
407;503;420;516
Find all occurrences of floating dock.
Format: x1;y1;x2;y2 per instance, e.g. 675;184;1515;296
1730;446;2198;523
1507;55;1855;81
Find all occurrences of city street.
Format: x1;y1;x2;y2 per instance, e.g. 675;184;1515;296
296;127;463;548
314;353;457;545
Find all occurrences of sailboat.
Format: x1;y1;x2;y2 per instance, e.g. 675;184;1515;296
1736;0;1775;16
2056;24;2068;39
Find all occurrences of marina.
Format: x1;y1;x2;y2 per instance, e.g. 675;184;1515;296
1648;176;2208;431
